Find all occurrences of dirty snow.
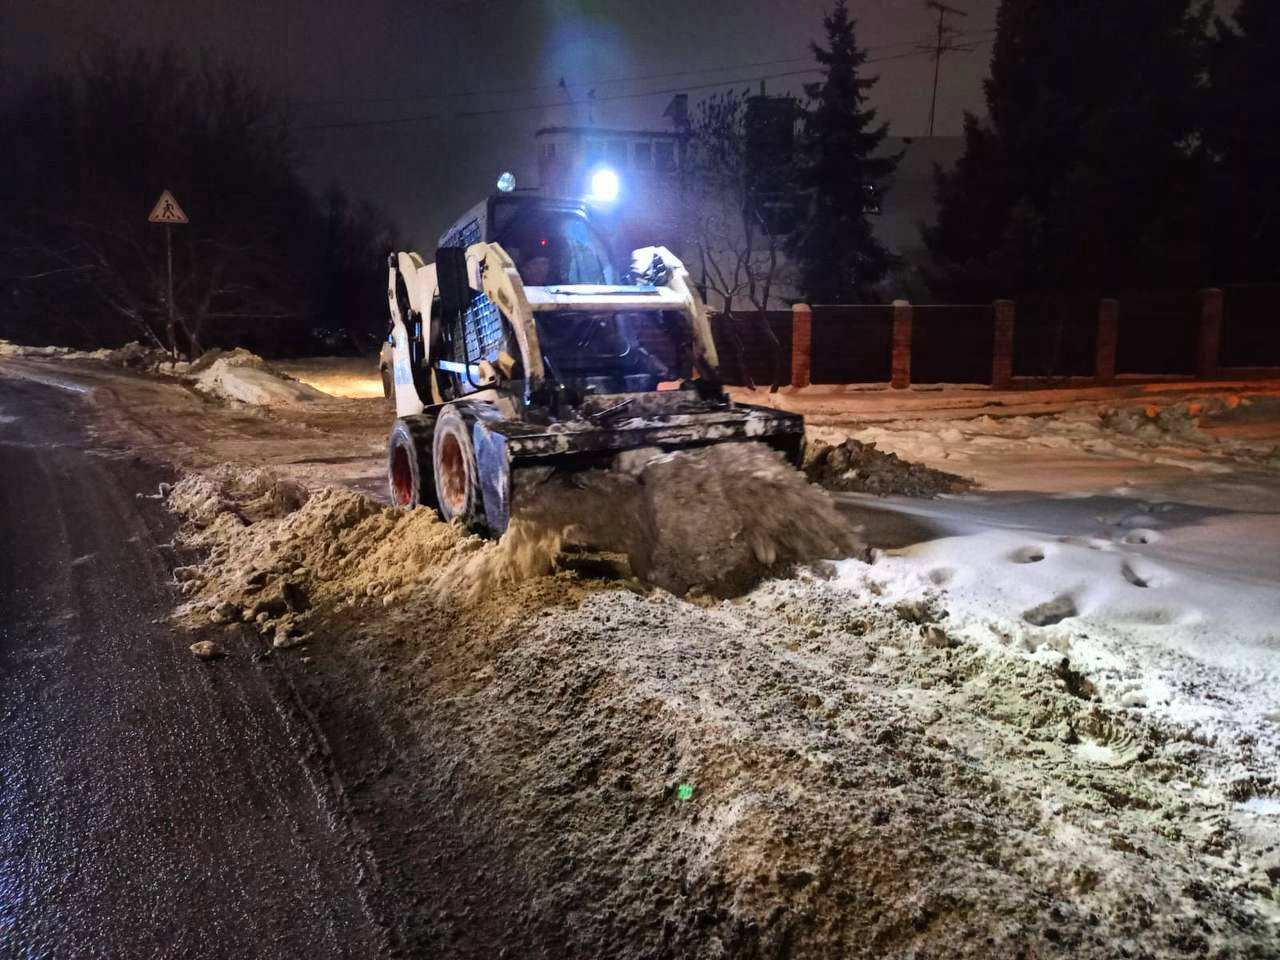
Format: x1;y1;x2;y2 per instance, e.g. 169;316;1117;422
842;521;1280;765
798;390;1280;495
804;435;972;497
165;464;1280;956
188;348;329;405
513;442;862;597
276;356;387;399
7;352;1280;954
0;338;170;368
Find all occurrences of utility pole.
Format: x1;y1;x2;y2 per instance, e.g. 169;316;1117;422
919;1;974;137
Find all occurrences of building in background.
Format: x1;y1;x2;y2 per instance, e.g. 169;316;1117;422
744;92;801;237
534;99;691;262
531;93;961;300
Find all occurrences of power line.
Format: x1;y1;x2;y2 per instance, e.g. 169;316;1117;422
290;56;816;107
299;39;993;133
452;54;924;122
290;28;995;109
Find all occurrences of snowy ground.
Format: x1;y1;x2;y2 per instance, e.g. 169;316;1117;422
5;350;1279;956
276;356;389;399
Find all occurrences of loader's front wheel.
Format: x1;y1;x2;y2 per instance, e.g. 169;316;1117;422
433;405;483;530
387;416;437;509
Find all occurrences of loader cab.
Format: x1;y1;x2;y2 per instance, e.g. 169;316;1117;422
430;194;699;406
439;194;618;285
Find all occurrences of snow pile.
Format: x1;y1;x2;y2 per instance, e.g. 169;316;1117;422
165;464;1280;955
187;348;329;405
514;442;863;597
168;443;862;617
835;509;1280;819
834;398;1280;494
0;338;169;368
804;436;973;497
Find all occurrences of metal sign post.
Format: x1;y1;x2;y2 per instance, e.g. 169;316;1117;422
147;190;190;358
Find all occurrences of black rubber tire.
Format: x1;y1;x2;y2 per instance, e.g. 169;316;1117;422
432;404;484;529
387;415;437;509
380;364;393;401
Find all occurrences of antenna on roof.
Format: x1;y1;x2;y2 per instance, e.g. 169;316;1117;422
918;1;976;136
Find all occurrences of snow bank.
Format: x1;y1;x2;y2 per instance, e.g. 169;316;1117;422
188;349;329;406
837;504;1280;808
0;338;169;368
275;358;385;399
823;396;1280;496
166;465;1280;955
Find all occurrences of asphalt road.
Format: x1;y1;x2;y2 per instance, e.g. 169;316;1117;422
0;375;388;959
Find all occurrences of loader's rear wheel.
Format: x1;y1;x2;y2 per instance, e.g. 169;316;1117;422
387;416;437;509
433;405;483;529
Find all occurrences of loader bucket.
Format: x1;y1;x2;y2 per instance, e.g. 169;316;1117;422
465;400;805;536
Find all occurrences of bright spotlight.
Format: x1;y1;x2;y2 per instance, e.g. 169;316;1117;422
496;171;516;193
587;167;620;203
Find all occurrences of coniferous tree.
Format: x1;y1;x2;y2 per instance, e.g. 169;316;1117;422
788;0;899;304
923;0;1210;301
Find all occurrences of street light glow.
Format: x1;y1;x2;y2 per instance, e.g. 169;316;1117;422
587;167;619;203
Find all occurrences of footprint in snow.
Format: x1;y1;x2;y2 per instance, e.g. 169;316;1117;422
1121;558;1166;589
1022;593;1078;626
1122;528;1162;546
1058;535;1114;551
926;567;956;586
1109;607;1192;626
1009;546;1046;564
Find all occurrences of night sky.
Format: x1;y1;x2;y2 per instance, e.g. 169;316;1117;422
5;0;1238;245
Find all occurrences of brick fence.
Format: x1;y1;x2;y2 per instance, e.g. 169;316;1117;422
710;285;1280;388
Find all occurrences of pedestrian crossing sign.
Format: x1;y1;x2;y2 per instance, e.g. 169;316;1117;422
148;190;189;225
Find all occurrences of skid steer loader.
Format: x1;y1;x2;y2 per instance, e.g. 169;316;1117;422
384;189;804;535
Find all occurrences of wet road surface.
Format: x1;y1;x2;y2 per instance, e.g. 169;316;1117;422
0;376;388;959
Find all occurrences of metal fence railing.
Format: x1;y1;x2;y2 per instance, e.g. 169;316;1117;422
810;306;893;384
912;304;996;384
708;285;1280;388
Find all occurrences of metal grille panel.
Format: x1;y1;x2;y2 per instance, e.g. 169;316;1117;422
464;294;504;361
443;217;481;250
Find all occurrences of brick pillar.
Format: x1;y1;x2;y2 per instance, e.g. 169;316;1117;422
992;299;1016;389
1096;298;1119;385
1197;288;1224;379
891;300;912;390
791;303;812;388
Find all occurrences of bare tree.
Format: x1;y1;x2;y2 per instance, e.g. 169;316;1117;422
685;91;791;392
2;46;316;357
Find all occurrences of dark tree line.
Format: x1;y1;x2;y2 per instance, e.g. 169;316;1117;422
686;0;901;358
924;0;1278;304
0;46;398;356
